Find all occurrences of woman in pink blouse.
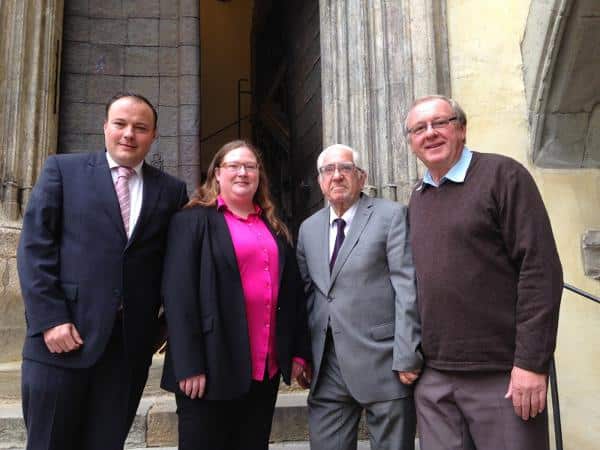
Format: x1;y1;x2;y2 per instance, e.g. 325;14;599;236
160;140;311;450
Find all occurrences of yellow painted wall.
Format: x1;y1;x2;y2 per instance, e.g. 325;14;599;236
200;0;253;173
447;1;600;447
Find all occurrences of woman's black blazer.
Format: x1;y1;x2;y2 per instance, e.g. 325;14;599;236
160;205;311;400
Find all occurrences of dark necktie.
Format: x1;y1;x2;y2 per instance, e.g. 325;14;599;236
330;218;346;272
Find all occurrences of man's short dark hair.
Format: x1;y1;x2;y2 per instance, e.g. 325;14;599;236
105;92;158;130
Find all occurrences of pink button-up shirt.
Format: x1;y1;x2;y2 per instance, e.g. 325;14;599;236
217;197;280;381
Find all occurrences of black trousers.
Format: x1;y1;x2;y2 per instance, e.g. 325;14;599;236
21;319;150;450
176;372;281;450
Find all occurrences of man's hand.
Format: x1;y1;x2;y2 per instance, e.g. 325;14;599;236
179;374;206;399
43;323;83;353
397;370;420;385
293;361;312;389
504;366;547;420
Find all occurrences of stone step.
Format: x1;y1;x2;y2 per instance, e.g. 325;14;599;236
0;391;334;448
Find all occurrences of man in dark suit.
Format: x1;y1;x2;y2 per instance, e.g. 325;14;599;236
17;93;188;450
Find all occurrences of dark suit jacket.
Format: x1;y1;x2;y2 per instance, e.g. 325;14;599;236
17;151;188;368
160;205;311;400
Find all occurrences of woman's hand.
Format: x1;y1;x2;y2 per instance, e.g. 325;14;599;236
292;360;312;389
179;374;206;399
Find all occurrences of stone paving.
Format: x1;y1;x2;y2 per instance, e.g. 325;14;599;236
0;358;420;449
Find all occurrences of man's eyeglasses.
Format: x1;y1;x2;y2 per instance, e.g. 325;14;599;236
318;162;358;176
220;162;259;173
406;116;458;136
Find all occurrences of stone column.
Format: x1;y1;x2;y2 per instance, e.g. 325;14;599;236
0;0;63;221
319;0;450;202
0;0;63;362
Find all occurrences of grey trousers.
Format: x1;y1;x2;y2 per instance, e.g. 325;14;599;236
414;367;549;450
308;334;416;450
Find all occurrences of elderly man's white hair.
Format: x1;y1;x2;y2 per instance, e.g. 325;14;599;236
316;144;363;172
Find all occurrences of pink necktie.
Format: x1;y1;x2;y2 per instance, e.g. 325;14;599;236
115;166;135;234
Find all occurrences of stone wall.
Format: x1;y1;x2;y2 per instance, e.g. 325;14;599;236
59;0;202;192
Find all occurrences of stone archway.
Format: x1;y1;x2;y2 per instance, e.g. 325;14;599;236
522;0;600;168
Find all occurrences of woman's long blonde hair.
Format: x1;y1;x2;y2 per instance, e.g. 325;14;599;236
186;140;291;243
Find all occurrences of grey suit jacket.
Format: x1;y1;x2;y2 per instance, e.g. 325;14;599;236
297;194;422;403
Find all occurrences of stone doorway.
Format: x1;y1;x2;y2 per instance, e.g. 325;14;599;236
200;0;323;235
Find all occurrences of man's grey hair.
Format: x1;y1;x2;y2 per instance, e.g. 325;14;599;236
316;144;363;173
403;95;467;137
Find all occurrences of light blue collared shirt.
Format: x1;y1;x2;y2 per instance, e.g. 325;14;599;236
421;147;473;188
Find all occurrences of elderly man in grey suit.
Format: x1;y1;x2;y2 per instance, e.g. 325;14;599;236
296;144;422;450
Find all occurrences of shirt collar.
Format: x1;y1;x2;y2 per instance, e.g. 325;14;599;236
216;195;262;216
105;151;143;176
329;199;358;228
421;147;472;189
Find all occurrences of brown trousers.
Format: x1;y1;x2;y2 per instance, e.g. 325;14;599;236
415;368;549;450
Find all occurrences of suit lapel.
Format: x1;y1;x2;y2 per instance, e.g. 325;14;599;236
311;207;332;288
128;163;163;246
208;208;240;273
330;195;373;284
265;222;286;283
90;151;127;239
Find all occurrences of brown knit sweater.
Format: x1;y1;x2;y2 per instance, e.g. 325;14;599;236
408;151;562;374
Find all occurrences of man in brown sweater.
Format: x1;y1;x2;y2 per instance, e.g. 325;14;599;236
406;95;562;450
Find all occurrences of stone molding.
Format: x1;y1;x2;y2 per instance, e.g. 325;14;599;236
319;0;450;203
522;0;600;168
582;230;600;280
0;0;64;221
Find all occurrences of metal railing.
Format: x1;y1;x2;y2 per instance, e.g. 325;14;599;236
550;283;600;450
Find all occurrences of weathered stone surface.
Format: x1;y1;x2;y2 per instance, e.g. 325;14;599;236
158;106;178;137
61;74;88;103
180;0;200;17
128;19;159;46
582;230;600;279
146;397;177;447
179;76;200;105
157;138;179;167
522;0;600;168
159;77;178;106
65;0;89;16
124;0;160;18
90;19;127;45
86;134;106;152
124;77;160;105
180;135;201;165
180;17;199;46
160;0;178;19
0;229;20;259
159;20;178;47
87;75;124;103
179;105;200;135
179;46;200;76
0;235;25;363
62;42;91;74
126;47;159;76
0;404;25;448
63;15;90;42
89;0;123;19
319;0;449;195
584;104;600;166
158;47;178;77
89;43;125;76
